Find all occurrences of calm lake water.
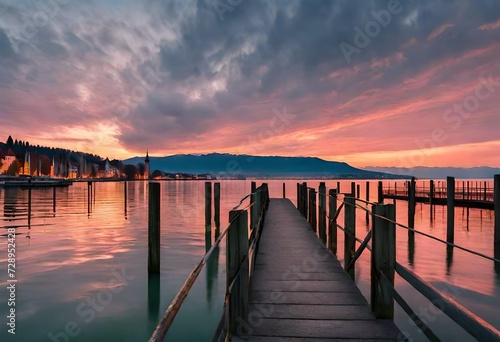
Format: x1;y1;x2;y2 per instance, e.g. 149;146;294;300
0;180;499;342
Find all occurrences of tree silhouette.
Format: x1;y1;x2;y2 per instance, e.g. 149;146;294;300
6;160;21;176
6;136;13;147
40;155;52;175
121;164;137;180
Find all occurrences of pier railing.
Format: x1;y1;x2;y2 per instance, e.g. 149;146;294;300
148;182;269;342
296;180;500;341
383;179;496;202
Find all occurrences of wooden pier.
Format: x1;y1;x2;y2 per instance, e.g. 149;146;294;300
382;178;495;210
241;198;401;340
150;179;500;342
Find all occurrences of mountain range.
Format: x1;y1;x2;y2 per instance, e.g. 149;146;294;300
363;166;500;179
124;153;407;179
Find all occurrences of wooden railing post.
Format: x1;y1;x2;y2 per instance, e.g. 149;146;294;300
378;181;383;203
344;193;356;280
226;209;249;338
328;189;338;255
312;188;317;232
447;177;455;245
408;177;416;239
319;182;327;244
205;182;212;233
214;182;221;233
302;182;308;220
371;203;395;319
148;182;161;273
494;175;500;250
296;183;300;211
337;181;341;193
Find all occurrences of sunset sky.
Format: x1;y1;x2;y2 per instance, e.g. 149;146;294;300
0;0;499;167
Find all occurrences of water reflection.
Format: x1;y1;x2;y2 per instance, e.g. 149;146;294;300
446;246;454;275
3;187;19;222
408;234;415;266
0;179;498;342
148;273;160;321
495;247;500;279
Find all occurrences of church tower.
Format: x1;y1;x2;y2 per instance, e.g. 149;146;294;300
145;151;150;179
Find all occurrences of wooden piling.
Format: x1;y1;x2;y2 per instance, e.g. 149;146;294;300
148;182;161;273
302;182;308;220
214;182;221;232
357;184;361;199
205;182;212;233
251;181;256;230
429;180;435;206
328;189;338;255
378;181;383;203
371;203;396;319
282;182;286;198
309;188;317;232
484;181;488;201
447;177;455;245
344;193;356;280
429;180;434;220
296;183;300;211
351;182;356;199
226;209;249;338
494;175;500;250
408;178;416;238
318;182;327;244
366;181;370;224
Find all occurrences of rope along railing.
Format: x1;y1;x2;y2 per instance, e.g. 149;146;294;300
149;184;270;342
295;181;500;341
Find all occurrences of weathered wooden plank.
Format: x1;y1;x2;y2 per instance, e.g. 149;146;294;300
244;198;402;341
243;319;401;339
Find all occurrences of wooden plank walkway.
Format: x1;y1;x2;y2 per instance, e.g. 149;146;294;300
238;198;402;341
